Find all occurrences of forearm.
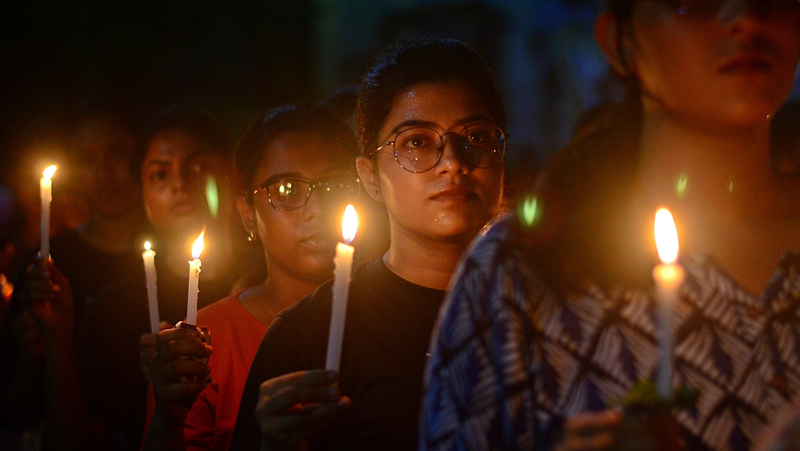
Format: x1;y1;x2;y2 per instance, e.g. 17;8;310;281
260;437;307;451
43;331;96;451
1;352;45;427
142;404;187;451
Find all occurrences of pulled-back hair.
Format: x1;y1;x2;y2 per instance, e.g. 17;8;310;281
235;104;359;200
355;37;507;156
133;105;232;180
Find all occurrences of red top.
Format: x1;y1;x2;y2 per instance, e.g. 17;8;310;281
144;294;268;451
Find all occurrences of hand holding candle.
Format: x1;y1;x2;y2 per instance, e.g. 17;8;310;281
186;232;204;325
40;165;57;260
142;241;160;334
326;205;358;372
652;208;685;399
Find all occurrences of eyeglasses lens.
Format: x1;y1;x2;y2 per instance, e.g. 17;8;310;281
265;177;360;211
392;124;504;173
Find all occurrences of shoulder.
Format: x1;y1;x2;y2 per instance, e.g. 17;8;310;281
274;278;335;325
444;214;546;320
454;214;528;281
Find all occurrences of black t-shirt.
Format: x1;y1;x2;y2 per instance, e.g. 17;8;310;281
75;253;250;451
230;258;445;451
49;229;144;327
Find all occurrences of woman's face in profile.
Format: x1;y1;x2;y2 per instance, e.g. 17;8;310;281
624;0;800;128
368;80;504;244
141;129;225;235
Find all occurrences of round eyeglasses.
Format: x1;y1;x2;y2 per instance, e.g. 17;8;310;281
655;0;800;19
251;175;360;211
371;123;506;173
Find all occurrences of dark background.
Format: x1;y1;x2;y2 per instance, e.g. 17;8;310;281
2;0;798;180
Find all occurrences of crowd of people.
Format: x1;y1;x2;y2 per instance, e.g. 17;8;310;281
2;1;800;450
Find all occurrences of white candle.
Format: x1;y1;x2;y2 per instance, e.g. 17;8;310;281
40;165;57;259
142;241;160;334
652;208;685;399
326;205;358;372
186;232;204;325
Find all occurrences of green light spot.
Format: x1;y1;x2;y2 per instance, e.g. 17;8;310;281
519;195;540;227
675;172;689;198
205;176;219;218
728;181;734;194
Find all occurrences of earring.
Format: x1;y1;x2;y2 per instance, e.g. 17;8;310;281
247;231;258;242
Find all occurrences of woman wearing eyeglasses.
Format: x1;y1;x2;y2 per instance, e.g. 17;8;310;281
421;1;800;451
227;37;506;451
141;105;364;451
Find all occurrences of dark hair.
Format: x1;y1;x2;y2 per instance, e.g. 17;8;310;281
234;104;359;200
355;36;507;156
71;97;145;137
132;106;232;180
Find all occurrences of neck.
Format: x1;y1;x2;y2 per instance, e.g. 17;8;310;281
240;264;328;326
79;211;141;253
383;225;475;291
637;111;783;219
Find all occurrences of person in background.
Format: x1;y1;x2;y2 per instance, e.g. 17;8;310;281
0;98;146;449
229;37;507;451
142;103;366;451
420;1;800;450
75;106;250;451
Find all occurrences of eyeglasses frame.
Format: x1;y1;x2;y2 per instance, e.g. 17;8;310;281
370;123;507;174
250;175;361;211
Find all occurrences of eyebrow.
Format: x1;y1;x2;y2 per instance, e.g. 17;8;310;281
257;167;352;188
144;160;173;168
385;114;495;138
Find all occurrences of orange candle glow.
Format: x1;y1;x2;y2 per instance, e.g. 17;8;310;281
653;208;685;399
40;165;57;259
186;232;204;325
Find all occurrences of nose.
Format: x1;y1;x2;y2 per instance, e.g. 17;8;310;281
434;134;470;175
301;186;326;221
720;0;769;27
171;167;192;193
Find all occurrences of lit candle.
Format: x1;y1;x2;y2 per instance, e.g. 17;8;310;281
40;165;57;259
142;241;160;334
325;205;358;372
653;208;685;399
186;232;204;325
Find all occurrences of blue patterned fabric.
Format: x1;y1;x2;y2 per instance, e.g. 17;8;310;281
421;214;800;451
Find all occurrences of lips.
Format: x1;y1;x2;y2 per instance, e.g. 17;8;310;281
719;54;772;74
300;233;336;252
171;200;199;215
430;185;477;203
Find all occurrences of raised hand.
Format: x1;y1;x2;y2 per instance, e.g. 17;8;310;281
148;326;213;425
556;410;622;451
24;257;74;337
139;321;172;380
256;369;350;450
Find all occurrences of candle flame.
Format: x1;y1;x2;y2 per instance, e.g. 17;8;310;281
191;232;204;259
654;208;679;264
43;165;57;180
144;241;152;251
341;204;358;244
